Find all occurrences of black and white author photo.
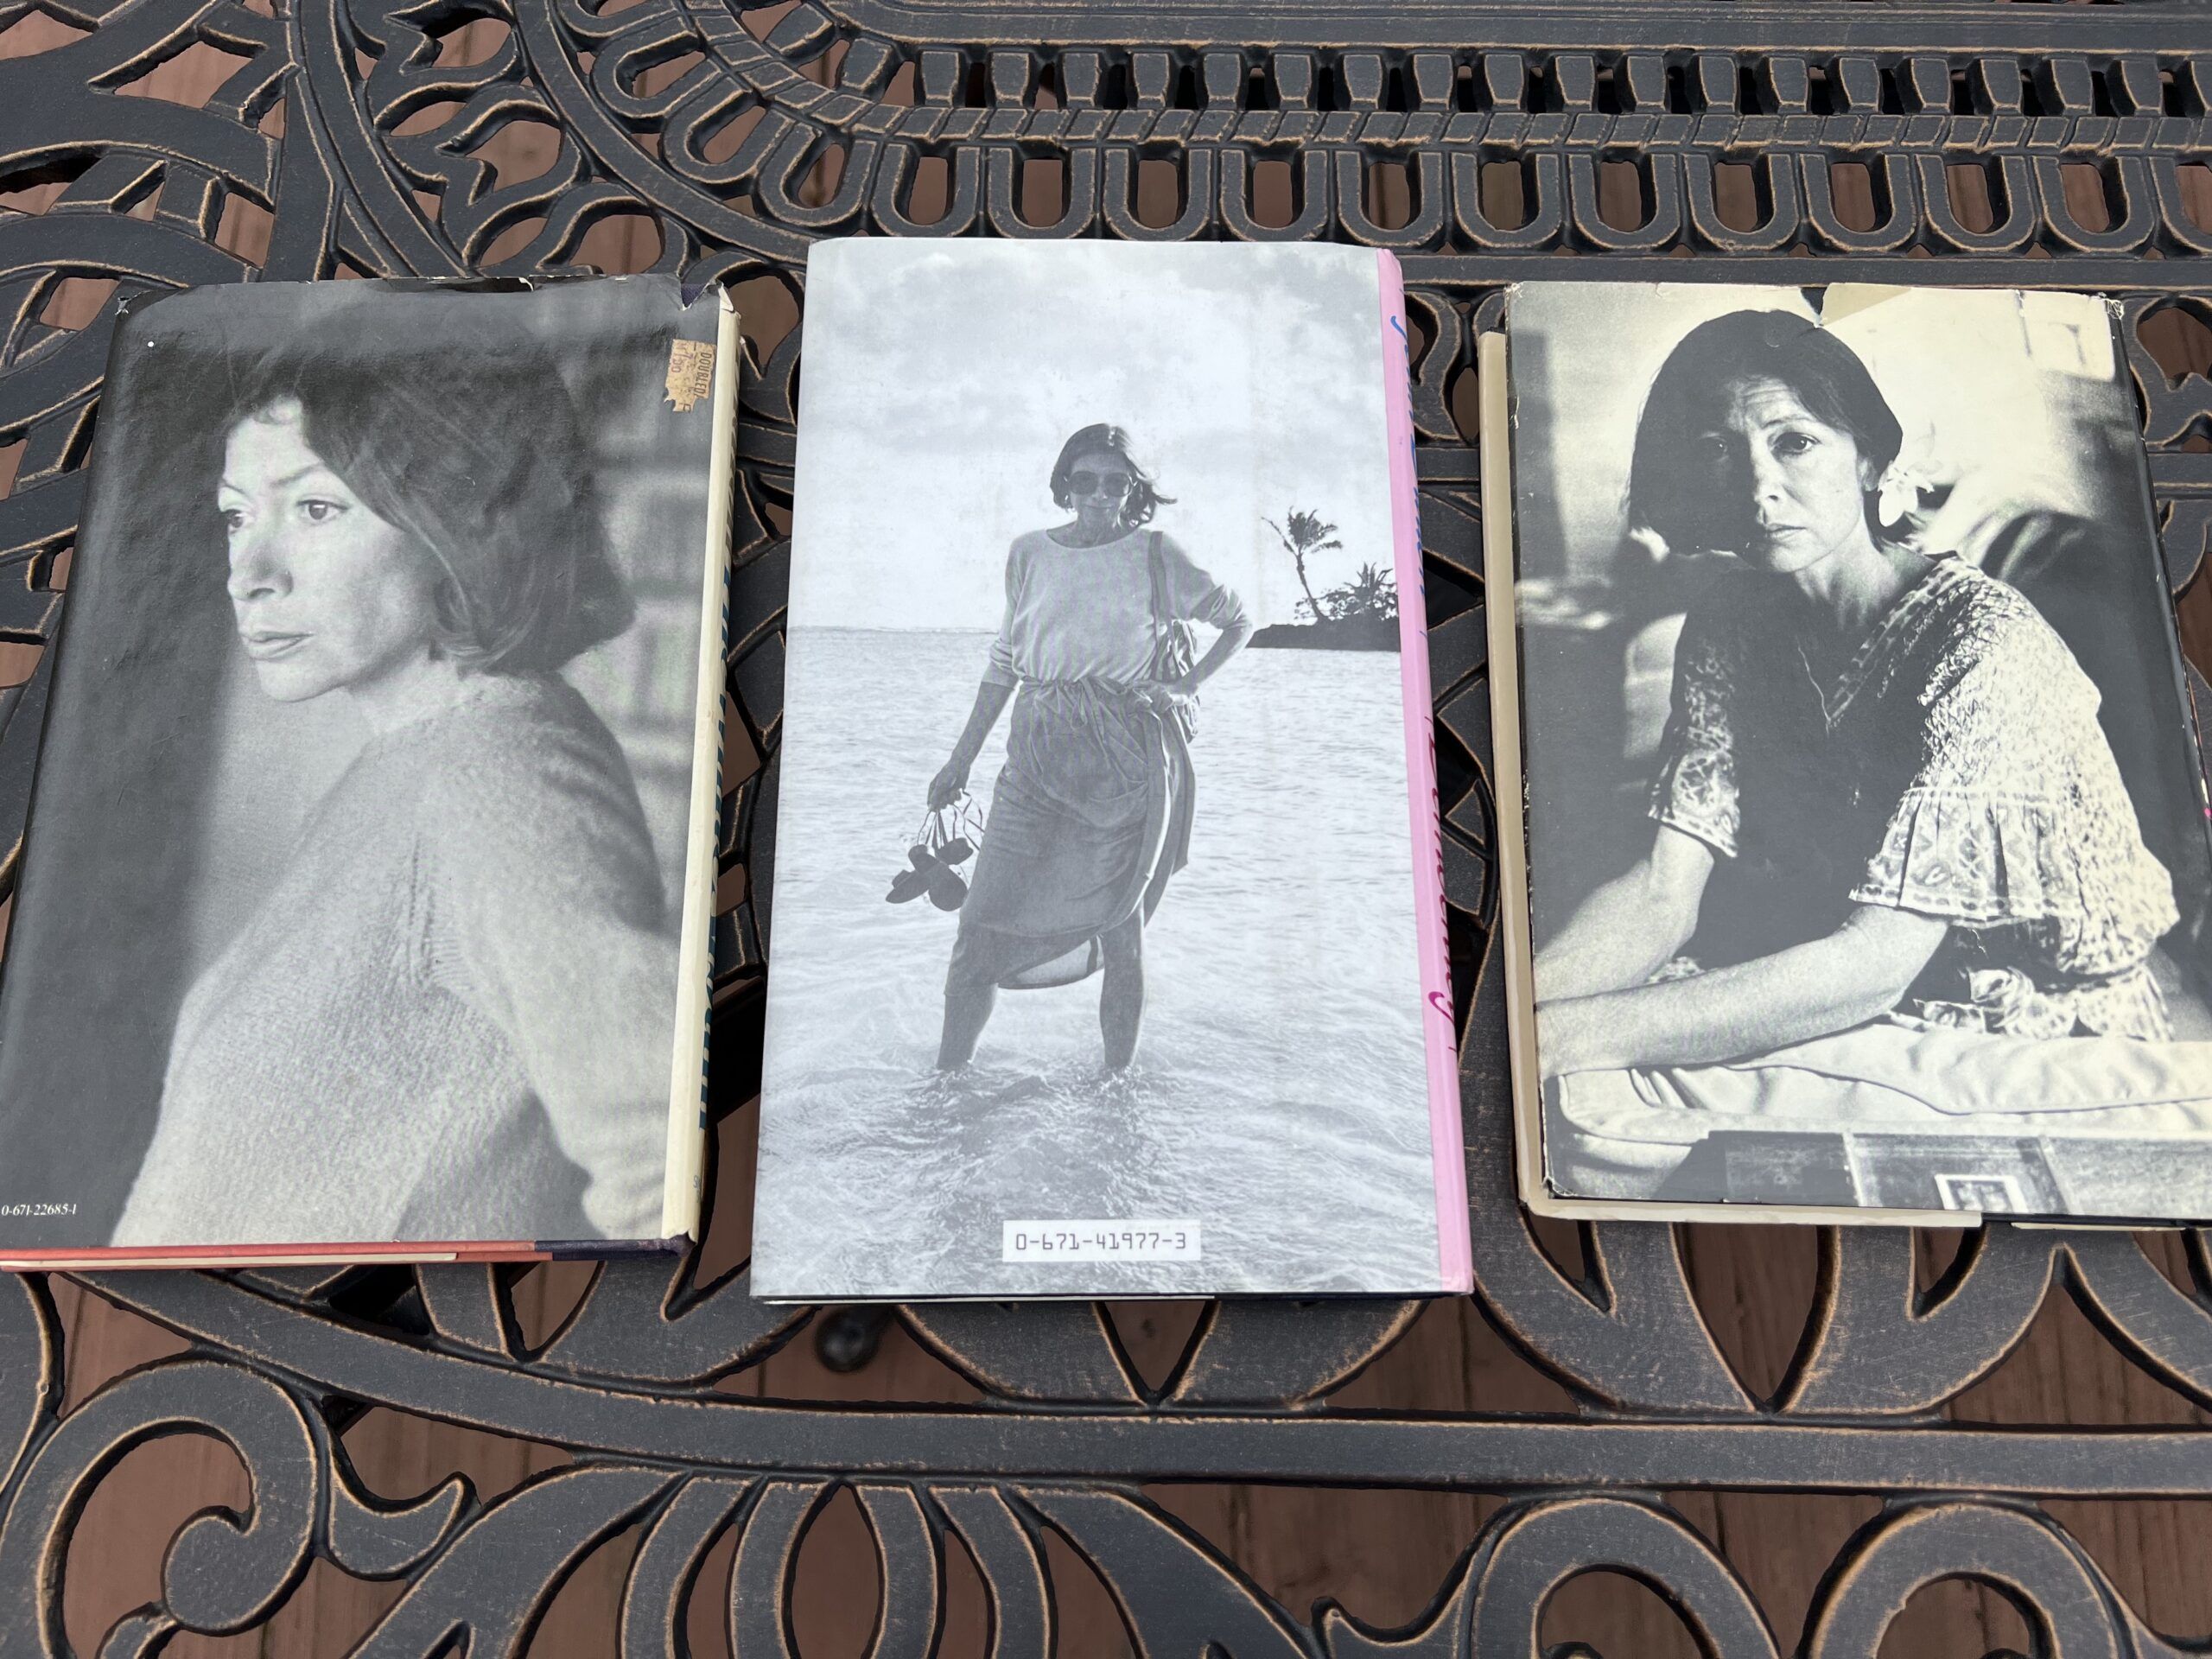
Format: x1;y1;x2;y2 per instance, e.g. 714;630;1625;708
0;280;718;1248
1511;283;2212;1213
758;241;1446;1296
927;419;1253;1074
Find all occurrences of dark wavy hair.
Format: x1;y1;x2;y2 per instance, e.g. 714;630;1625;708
1048;423;1173;528
222;342;635;674
1627;308;1904;556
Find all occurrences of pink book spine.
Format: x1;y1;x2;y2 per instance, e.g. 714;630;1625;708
1376;251;1471;1292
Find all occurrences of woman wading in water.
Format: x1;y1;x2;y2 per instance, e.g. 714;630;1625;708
929;423;1252;1072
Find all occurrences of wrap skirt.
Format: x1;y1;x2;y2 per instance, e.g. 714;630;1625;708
949;678;1193;990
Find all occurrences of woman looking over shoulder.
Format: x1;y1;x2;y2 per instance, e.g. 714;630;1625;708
929;423;1252;1074
1536;308;2177;1077
112;343;678;1247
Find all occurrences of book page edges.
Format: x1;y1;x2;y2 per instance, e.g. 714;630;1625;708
1476;331;1552;1229
1377;251;1470;1293
659;285;739;1242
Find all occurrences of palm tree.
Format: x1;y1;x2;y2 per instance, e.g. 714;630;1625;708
1264;508;1342;622
1336;562;1398;623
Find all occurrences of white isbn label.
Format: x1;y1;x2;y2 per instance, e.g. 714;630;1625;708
1002;1221;1201;1262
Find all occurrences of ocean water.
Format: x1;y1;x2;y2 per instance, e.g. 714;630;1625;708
755;628;1440;1298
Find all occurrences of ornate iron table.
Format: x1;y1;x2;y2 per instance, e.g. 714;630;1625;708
1;0;2211;1651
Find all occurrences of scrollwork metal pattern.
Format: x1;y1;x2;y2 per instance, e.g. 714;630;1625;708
0;0;2210;1649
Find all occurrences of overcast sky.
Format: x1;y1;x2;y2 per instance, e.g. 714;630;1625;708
789;240;1396;632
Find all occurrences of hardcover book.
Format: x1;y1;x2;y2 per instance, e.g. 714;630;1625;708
1484;280;2212;1224
753;240;1467;1298
0;275;734;1267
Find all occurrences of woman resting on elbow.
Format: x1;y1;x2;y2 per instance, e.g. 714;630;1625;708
1535;825;1948;1076
1535;308;2176;1082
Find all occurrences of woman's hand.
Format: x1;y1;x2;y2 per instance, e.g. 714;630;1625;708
928;757;970;810
937;680;1013;810
1141;676;1195;719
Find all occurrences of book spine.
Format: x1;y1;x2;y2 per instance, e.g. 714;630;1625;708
660;285;742;1242
1376;251;1471;1292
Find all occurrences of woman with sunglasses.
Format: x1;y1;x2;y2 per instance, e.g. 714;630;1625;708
926;423;1252;1072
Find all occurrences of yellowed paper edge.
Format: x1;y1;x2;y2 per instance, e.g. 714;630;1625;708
1817;283;1914;325
660;286;740;1242
1477;330;1553;1226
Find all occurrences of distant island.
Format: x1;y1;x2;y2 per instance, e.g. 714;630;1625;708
1249;615;1399;651
1253;505;1400;651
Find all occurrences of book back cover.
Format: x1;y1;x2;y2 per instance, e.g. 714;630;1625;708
1494;281;2212;1224
757;240;1464;1298
0;276;731;1262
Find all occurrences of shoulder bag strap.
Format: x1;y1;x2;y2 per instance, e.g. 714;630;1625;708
1147;529;1166;646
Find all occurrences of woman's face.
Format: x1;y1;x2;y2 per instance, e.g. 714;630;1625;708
1063;443;1135;538
219;399;443;704
1691;377;1876;573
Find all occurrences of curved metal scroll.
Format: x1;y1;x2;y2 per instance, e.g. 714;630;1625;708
0;0;2207;1649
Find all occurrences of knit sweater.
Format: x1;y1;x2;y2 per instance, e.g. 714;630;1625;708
111;673;678;1247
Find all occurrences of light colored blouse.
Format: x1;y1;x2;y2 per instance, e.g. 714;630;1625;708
1651;555;2179;1040
982;526;1248;688
112;673;677;1247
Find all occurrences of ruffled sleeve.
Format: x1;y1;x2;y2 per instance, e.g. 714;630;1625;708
1649;601;1743;859
1848;603;2178;967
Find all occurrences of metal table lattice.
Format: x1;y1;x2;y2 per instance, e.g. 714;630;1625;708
0;0;2210;1651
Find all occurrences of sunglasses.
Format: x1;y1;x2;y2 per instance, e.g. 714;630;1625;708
1069;470;1135;499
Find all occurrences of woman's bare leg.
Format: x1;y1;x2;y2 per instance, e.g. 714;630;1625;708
938;973;996;1070
1100;913;1146;1071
